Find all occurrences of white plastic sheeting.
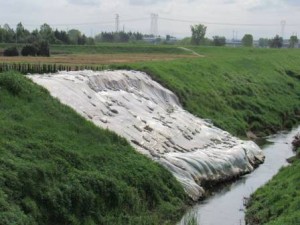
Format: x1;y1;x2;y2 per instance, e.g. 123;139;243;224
29;70;264;200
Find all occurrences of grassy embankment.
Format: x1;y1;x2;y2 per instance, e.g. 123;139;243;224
0;71;187;225
245;143;300;225
1;45;300;225
113;47;300;137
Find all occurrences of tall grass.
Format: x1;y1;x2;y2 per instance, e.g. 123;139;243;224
245;147;300;225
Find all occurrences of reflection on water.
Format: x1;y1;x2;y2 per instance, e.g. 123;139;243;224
179;127;300;225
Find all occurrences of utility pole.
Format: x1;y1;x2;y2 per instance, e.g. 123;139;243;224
281;20;286;39
115;14;120;32
150;13;158;36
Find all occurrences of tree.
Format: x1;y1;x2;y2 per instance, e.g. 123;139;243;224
39;23;56;43
0;26;4;43
269;35;283;48
68;29;81;44
15;22;30;43
242;34;253;47
4;46;19;56
36;41;50;57
258;38;269;48
21;45;37;56
27;29;41;44
77;34;87;45
213;36;226;46
289;35;298;48
3;24;15;43
190;24;207;45
54;29;71;44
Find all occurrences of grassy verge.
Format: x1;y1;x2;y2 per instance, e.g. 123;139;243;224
112;47;300;137
0;71;187;225
0;43;189;55
245;146;300;225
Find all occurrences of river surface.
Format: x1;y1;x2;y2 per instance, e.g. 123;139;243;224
179;126;300;225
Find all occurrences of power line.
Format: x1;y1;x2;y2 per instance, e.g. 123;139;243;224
8;18;148;27
159;17;300;27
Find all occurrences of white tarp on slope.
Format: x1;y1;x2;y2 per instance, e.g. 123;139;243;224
29;70;264;200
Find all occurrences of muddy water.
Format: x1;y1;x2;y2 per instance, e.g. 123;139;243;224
179;126;300;225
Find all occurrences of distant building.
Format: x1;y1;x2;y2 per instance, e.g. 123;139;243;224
143;34;177;44
226;39;242;47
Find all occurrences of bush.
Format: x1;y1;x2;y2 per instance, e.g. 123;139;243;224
3;47;19;57
36;41;50;57
21;45;37;56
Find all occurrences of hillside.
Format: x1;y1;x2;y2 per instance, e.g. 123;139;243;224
116;47;300;137
0;71;187;225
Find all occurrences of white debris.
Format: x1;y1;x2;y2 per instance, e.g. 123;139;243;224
29;70;264;200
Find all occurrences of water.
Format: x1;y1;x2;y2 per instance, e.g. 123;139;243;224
179;126;300;225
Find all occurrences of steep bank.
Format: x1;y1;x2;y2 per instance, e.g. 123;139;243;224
29;70;264;200
0;71;187;225
115;47;300;137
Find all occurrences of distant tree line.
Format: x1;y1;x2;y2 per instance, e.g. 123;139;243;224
189;24;299;48
3;41;50;57
95;31;143;43
0;22;147;45
0;22;94;45
258;35;299;48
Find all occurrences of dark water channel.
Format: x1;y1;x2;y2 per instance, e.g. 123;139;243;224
179;126;300;225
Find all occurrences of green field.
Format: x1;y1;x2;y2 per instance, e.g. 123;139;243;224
0;72;187;225
0;45;300;225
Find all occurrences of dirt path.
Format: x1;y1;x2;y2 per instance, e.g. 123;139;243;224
177;47;204;57
0;53;198;65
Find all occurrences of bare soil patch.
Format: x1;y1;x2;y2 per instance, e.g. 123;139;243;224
0;53;198;65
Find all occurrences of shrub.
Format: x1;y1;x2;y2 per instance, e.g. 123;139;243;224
21;45;37;56
3;47;19;57
36;41;50;57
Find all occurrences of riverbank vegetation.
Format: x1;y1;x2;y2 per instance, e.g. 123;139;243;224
1;46;299;137
245;136;300;225
0;45;299;224
0;71;187;225
115;47;300;137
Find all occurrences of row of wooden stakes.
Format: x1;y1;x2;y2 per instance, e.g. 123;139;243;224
0;63;110;74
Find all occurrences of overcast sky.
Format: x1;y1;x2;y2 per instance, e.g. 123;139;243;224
1;0;299;39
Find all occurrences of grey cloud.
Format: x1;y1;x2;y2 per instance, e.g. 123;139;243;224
247;0;300;12
67;0;100;6
285;0;300;6
223;0;236;4
129;0;170;6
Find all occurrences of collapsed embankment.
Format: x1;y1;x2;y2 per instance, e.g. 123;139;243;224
29;70;264;200
0;71;187;225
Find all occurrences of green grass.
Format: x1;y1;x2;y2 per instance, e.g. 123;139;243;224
0;71;187;225
245;148;300;225
112;47;300;136
51;43;189;55
0;43;189;55
1;45;300;225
